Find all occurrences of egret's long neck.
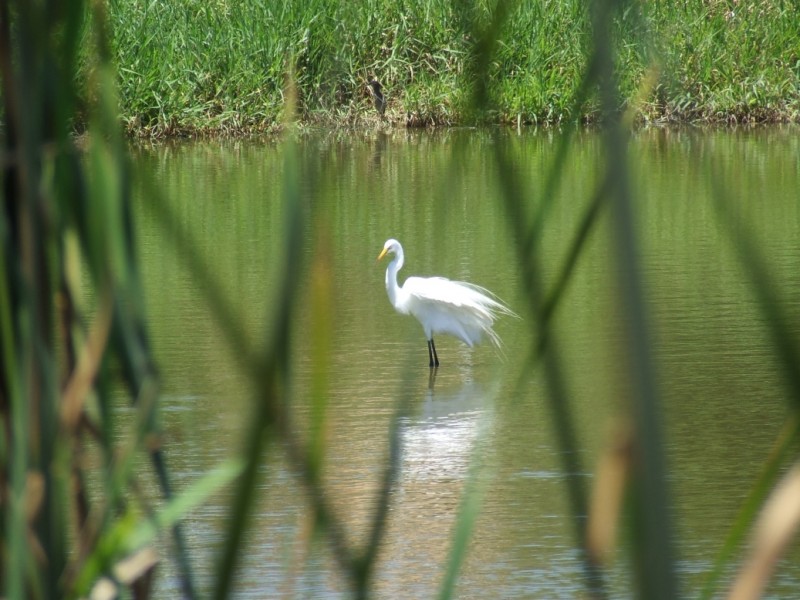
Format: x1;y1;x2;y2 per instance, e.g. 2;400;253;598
385;251;404;307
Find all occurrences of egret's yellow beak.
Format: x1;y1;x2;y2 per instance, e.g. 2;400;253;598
377;247;389;262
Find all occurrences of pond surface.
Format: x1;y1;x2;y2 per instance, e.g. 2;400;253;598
130;127;800;598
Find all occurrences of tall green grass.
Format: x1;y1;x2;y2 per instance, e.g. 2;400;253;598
106;0;799;135
0;1;201;597
3;0;800;599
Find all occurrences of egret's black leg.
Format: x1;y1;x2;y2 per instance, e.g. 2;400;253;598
429;338;440;367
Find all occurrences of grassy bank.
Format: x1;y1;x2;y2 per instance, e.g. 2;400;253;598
108;0;800;136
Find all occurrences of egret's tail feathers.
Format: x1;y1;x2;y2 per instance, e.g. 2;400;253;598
454;281;519;319
454;281;518;349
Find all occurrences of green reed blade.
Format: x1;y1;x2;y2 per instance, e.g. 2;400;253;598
353;371;413;599
698;415;800;600
709;177;800;408
592;0;677;596
696;161;800;599
213;129;307;599
130;458;245;551
496;136;609;598
437;425;488;600
455;0;613;596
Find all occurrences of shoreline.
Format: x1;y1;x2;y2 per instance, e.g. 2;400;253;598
119;109;800;141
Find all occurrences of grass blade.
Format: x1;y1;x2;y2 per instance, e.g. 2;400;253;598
591;0;677;596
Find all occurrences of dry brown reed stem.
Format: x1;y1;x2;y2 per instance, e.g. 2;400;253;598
727;463;800;600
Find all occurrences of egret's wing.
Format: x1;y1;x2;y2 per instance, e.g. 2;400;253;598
402;276;517;346
403;276;515;314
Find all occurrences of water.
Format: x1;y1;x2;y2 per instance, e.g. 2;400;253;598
130;127;800;598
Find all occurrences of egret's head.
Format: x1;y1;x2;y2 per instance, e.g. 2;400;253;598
377;238;401;262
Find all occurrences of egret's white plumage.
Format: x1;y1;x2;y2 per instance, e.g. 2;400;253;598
377;238;516;367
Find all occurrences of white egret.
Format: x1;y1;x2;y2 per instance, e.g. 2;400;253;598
377;238;516;367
